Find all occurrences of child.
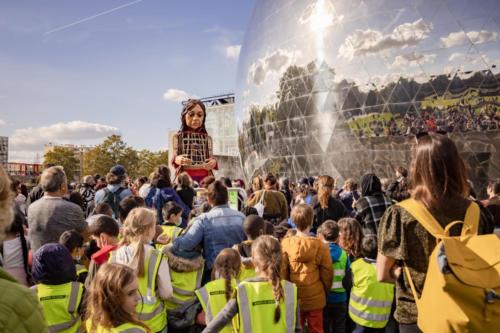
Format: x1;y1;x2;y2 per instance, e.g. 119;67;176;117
232;215;264;280
2;206;31;286
337;217;364;262
31;243;84;333
349;235;394;333
163;244;204;332
59;230;87;284
195;248;241;333
109;207;172;333
156;201;184;251
318;220;352;333
204;235;300;333
281;203;333;333
85;263;151;332
85;215;120;288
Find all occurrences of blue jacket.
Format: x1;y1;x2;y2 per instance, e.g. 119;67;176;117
328;242;351;303
172;204;245;269
152;187;191;225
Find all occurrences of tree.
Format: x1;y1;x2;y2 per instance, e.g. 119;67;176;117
44;147;80;181
82;135;168;179
82;135;139;178
135;150;169;178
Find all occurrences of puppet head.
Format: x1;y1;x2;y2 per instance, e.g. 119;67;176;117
180;99;207;133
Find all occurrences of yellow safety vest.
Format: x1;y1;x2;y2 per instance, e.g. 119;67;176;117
33;281;83;333
195;278;239;333
165;265;204;311
349;258;394;329
156;225;183;252
238;265;257;281
331;249;347;293
236;280;297;333
109;247;166;332
85;320;147;333
75;264;88;277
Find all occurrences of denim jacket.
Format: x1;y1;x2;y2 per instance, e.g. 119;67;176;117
172;204;246;269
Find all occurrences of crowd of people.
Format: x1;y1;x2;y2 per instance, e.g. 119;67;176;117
0;132;499;333
351;103;499;138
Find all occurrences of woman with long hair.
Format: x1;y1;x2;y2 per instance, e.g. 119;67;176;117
311;175;348;232
376;133;494;333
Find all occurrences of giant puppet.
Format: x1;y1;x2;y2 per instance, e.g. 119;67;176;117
171;99;218;183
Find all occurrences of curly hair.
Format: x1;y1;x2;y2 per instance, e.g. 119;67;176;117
337;217;363;259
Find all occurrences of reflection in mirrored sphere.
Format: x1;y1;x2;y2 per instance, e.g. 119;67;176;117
236;0;500;194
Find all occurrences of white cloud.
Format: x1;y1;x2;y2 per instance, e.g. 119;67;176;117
247;49;301;86
225;45;241;60
389;51;436;69
162;89;198;102
9;121;119;152
0;119;5;126
441;30;498;48
339;19;433;60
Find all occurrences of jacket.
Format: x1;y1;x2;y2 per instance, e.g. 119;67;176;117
247;190;289;221
0;268;48;333
311;196;348;231
281;236;333;311
153;187;191;225
173;204;246;269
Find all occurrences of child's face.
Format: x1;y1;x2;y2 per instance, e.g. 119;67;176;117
122;277;140;314
169;212;183;226
71;247;85;261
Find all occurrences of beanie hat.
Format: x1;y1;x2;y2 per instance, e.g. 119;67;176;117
32;243;76;285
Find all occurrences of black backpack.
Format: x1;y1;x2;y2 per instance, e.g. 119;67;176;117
101;187;125;217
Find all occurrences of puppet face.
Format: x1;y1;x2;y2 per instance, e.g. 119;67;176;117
185;105;205;130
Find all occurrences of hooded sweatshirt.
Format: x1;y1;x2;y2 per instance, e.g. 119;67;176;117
281;235;333;311
327;242;352;303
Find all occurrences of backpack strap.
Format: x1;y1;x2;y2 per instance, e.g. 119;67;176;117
462;201;480;236
397;199;445;239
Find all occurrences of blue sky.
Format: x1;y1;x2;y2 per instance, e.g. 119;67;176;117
0;0;255;162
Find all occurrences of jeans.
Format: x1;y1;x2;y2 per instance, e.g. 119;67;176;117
323;302;347;333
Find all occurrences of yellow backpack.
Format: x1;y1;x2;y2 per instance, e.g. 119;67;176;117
398;199;500;333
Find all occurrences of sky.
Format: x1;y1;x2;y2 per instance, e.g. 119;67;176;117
0;0;256;163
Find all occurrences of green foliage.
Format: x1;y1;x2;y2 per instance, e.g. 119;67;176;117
82;135;168;179
44;147;80;181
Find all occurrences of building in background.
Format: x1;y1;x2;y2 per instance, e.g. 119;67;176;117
7;162;42;184
0;136;7;168
44;143;91;181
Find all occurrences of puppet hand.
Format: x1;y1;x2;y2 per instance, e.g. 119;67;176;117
205;158;217;170
175;155;192;166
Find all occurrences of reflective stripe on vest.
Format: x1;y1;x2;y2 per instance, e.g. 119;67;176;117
331;250;347;293
166;266;204;308
36;281;83;333
237;280;297;333
195;279;238;333
156;225;183;252
349;259;394;329
109;248;166;331
86;320;146;333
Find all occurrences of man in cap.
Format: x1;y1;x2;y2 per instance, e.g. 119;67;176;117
94;165;133;218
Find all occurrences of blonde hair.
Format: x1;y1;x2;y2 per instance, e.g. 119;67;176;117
252;176;263;191
212;248;241;301
85;263;151;333
291;203;314;231
252;235;284;323
0;166;13;243
120;207;156;277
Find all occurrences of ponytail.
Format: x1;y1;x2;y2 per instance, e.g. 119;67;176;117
212;248;241;301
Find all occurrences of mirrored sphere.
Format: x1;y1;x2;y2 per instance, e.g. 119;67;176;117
236;0;500;193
